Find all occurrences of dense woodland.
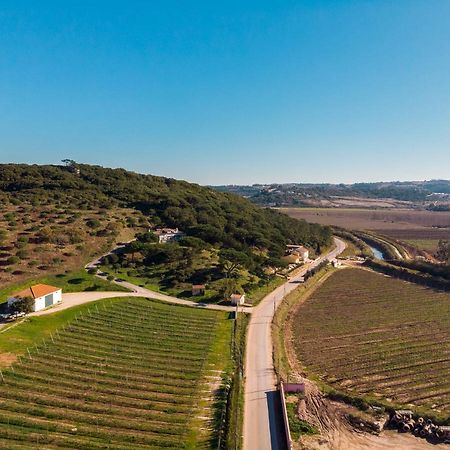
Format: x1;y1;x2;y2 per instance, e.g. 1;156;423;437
0;163;331;253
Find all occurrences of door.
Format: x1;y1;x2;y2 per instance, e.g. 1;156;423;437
44;294;53;307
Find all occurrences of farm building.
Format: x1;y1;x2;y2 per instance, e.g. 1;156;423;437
192;284;206;296
8;284;62;312
286;245;309;261
230;294;245;306
282;254;301;264
153;227;186;243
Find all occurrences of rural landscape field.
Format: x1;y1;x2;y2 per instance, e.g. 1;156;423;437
2;3;450;449
0;297;231;449
290;268;450;418
282;207;450;254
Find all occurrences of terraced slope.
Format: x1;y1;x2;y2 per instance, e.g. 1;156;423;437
291;268;450;417
0;297;230;449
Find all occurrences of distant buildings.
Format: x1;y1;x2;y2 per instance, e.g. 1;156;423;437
153;228;186;243
283;245;310;264
230;293;245;306
8;284;62;312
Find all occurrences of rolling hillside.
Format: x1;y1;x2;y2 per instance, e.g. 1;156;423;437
0;162;332;298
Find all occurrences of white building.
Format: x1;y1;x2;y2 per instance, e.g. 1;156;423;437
286;245;310;261
331;259;342;268
153;228;186;243
230;294;245;306
8;284;62;312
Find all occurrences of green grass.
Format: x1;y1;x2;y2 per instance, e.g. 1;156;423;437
0;297;233;449
285;398;317;440
0;269;129;304
404;239;440;252
245;276;284;305
339;239;367;258
0;297;125;357
103;260;284;306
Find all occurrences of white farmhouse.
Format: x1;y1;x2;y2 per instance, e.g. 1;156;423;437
8;284;62;312
153;228;186;243
286;245;310;261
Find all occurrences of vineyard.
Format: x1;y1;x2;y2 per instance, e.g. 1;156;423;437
0;297;230;449
291;268;450;418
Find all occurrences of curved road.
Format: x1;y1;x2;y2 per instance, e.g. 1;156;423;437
31;244;250;317
243;237;346;450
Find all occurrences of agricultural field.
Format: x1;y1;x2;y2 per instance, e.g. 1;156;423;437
290;268;450;418
0;201;147;286
282;207;450;254
0;297;232;449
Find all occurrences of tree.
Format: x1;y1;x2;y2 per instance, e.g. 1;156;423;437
436;240;450;264
217;278;238;301
10;296;34;316
218;249;250;278
61;159;77;167
0;229;7;244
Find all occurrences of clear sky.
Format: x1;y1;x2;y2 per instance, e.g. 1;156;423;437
1;1;450;185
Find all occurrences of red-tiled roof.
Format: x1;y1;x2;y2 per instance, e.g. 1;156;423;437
13;284;60;299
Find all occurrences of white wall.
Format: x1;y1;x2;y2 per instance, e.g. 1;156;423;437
34;289;62;311
9;289;63;312
53;289;62;303
34;296;46;312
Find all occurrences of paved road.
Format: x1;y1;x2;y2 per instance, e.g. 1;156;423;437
243;237;346;450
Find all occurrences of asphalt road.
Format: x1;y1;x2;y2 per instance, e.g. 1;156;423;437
242;237;346;450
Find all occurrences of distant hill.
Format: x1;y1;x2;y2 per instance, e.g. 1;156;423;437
213;180;450;208
0;163;332;259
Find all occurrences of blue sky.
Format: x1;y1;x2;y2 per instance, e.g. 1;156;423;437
1;1;450;184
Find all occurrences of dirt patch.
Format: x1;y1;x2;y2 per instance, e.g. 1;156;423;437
301;428;449;449
0;352;17;368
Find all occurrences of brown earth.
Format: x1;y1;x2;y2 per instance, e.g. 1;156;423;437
282;207;450;230
283;268;449;450
0;352;17;368
0;204;145;286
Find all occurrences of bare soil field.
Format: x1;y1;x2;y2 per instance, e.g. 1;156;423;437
290;267;450;418
282;207;450;253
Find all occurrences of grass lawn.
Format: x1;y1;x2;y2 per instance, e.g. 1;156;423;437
0;269;129;304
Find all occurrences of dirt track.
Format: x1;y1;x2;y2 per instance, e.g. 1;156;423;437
304;428;449;450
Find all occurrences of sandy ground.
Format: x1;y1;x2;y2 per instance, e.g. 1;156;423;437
303;428;449;450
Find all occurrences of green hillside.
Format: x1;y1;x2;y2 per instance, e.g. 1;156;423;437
0;163;332;300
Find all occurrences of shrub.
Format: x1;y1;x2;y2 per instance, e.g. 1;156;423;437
16;249;29;259
6;256;20;264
